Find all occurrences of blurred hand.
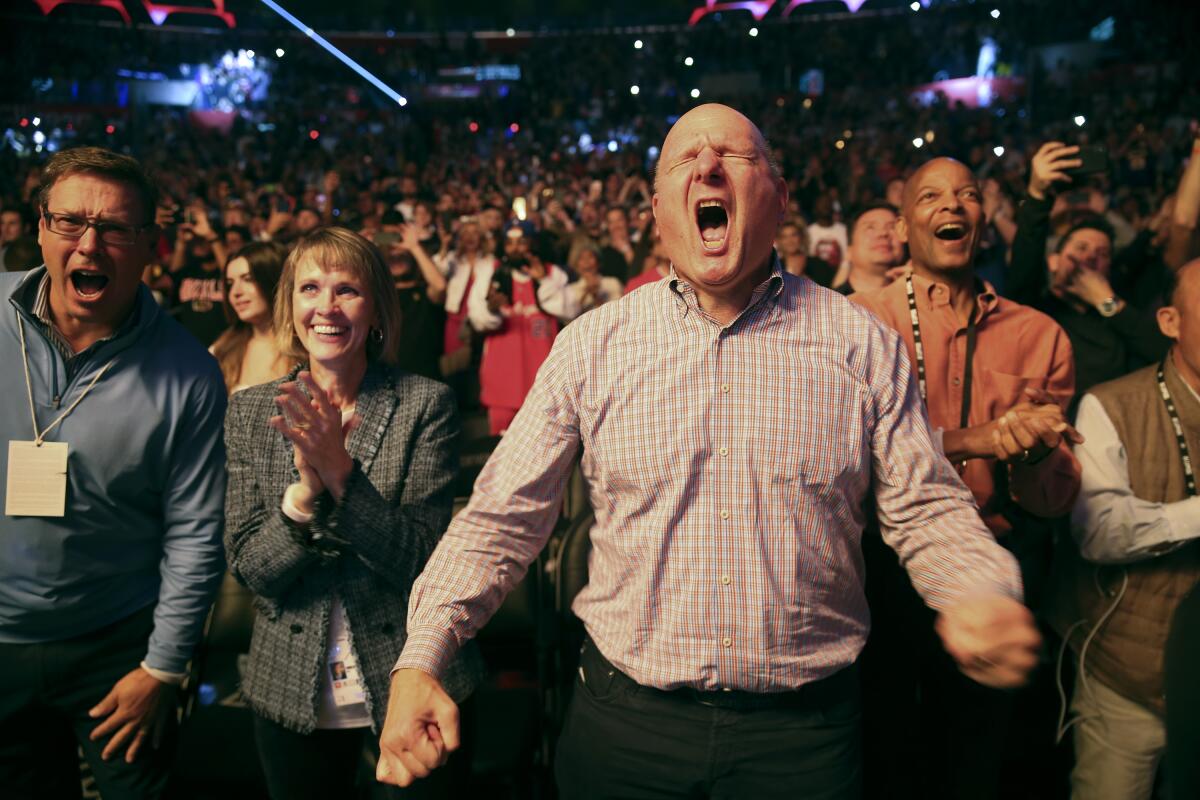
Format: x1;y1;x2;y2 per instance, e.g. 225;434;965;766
1029;142;1082;201
399;223;423;252
522;257;547;282
937;594;1041;688
486;287;509;313
376;669;459;787
266;208;292;235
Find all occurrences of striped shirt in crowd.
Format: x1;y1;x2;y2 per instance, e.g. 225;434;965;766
397;262;1022;693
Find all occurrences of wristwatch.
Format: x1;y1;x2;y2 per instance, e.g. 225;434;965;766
1097;296;1121;317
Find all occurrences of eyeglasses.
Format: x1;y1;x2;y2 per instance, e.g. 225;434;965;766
42;210;153;246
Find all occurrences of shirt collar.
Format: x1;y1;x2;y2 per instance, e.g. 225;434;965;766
665;253;786;321
28;270;142;358
907;267;999;320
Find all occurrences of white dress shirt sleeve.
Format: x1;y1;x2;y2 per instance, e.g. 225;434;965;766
1070;392;1200;564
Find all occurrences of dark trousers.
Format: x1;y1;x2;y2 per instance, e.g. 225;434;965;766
859;529;1013;800
252;699;475;800
0;605;174;800
555;638;862;800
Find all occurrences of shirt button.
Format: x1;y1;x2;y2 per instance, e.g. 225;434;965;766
718;446;729;457
721;383;730;393
721;574;731;585
722;637;732;648
719;509;730;520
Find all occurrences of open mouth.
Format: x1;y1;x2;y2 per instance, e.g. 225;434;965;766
696;199;729;252
70;270;109;298
311;324;348;338
934;222;968;241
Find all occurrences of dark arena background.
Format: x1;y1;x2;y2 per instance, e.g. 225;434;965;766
1;1;1197;799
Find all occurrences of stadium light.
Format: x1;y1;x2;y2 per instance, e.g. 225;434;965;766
634;39;643;49
684;56;694;66
993;145;1005;157
1074;115;1086;127
258;0;408;107
749;27;758;37
690;88;701;98
630;85;640;95
990;8;1000;18
912;137;924;148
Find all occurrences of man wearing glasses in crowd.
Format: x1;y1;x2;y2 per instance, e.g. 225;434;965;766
0;147;227;799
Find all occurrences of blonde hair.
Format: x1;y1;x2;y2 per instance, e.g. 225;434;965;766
274;227;402;365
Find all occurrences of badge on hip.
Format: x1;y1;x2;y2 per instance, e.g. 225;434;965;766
328;636;366;707
6;440;68;517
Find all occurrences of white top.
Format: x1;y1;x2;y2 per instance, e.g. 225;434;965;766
279;407;372;729
1070;391;1200;564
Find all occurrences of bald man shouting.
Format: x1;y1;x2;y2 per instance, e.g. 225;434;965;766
378;107;1038;800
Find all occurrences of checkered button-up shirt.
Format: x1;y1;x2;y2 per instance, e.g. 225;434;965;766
398;263;1021;692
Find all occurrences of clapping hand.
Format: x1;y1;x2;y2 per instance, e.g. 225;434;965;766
270;372;357;502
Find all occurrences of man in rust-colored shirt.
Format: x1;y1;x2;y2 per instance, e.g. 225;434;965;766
852;157;1083;800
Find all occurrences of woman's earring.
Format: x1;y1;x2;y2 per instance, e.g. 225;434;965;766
371;327;384;343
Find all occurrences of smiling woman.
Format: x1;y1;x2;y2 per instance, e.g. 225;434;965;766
209;241;291;392
222;226;483;799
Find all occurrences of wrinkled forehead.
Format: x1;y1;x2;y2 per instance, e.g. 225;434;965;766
660;106;764;164
902;159;977;210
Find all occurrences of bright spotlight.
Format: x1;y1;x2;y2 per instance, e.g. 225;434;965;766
1074;115;1086;127
630;85;640;95
993;145;1005;157
276;48;285;57
259;0;410;108
910;2;920;10
990;8;1000;18
749;27;759;37
690;88;700;98
684;56;694;66
505;28;515;37
912;137;925;148
634;39;643;49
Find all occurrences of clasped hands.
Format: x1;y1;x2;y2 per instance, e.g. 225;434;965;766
269;371;357;508
987;387;1084;465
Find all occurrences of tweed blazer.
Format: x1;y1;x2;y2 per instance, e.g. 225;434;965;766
224;362;485;734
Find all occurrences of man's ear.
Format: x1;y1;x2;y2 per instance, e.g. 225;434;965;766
651;193;659;223
895;215;909;245
1047;252;1061;275
1157;305;1181;341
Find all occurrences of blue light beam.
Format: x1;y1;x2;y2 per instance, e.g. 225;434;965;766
258;0;408;107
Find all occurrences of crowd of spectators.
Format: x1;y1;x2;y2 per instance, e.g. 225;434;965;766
2;0;1199;796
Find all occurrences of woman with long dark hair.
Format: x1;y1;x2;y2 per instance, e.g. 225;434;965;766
209;241;291;392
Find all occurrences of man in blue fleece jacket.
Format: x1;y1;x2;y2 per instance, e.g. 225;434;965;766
0;147;226;799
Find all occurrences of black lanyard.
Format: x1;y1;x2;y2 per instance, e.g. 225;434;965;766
906;275;977;429
1157;357;1197;497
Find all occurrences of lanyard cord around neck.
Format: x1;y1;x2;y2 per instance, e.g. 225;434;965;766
17;313;115;446
906;274;978;429
1157;357;1197;497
